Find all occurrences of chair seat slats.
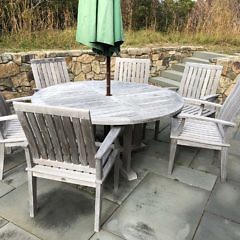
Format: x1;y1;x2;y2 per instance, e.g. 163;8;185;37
172;119;225;146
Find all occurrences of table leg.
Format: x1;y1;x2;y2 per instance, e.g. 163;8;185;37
121;125;137;181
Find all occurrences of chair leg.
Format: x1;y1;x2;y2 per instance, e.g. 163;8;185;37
142;123;147;140
0;143;5;180
168;139;177;175
154;120;160;140
94;184;102;232
6;147;12;155
28;172;37;217
114;155;120;193
220;147;228;182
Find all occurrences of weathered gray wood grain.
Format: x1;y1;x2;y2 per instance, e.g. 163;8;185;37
32;81;184;125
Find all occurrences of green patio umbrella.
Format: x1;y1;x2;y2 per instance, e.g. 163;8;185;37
76;0;124;96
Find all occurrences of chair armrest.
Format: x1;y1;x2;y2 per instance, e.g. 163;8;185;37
200;94;219;102
6;96;32;103
178;113;236;127
183;97;222;109
95;126;123;160
0;114;18;122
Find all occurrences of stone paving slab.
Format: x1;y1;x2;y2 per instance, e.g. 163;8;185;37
0;179;118;240
0;217;8;228
171;167;217;191
3;163;27;188
90;230;124;240
132;151;217;191
0;182;14;198
194;212;240;240
227;154;240;183
190;149;220;176
0;222;41;240
134;140;197;167
103;173;210;240
206;180;240;223
4;149;25;173
0;222;40;240
103;170;147;205
229;139;240;157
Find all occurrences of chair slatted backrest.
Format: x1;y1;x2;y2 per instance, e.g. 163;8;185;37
114;58;150;84
179;62;223;99
0;94;11;138
217;75;240;122
14;102;97;168
31;57;70;89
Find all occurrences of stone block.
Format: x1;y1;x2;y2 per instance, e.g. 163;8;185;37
95;55;105;62
1;91;26;100
75;72;86;81
0;62;20;78
91;60;101;74
94;74;105;80
76;54;95;64
12;72;30;87
1;54;13;63
72;62;82;75
100;65;107;74
82;63;92;74
34;52;46;59
127;48;142;56
86;72;94;80
141;47;151;54
12;54;22;65
21;54;34;63
0;77;13;88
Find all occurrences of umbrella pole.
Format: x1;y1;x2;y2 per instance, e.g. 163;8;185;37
106;56;111;96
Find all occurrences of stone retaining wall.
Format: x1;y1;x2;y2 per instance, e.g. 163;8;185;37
215;57;240;101
0;46;204;99
0;46;239;101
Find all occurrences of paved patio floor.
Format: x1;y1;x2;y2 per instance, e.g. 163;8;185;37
0;116;240;240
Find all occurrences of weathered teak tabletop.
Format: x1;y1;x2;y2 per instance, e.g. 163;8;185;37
32;80;184;180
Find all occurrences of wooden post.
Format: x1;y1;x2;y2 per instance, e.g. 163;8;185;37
106;56;111;96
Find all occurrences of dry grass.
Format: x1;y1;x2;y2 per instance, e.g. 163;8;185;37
0;0;239;54
0;29;239;54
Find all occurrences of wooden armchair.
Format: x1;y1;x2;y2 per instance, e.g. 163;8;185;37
14;102;123;232
155;62;223;140
114;57;150;83
180;62;223;115
0;94;27;180
168;75;240;182
30;57;70;89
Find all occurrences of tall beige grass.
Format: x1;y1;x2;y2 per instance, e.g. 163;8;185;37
186;0;240;36
0;0;76;34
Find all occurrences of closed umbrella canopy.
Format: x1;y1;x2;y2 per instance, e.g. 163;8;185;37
76;0;124;56
76;0;124;95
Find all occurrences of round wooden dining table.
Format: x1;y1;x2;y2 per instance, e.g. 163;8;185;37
32;80;184;180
